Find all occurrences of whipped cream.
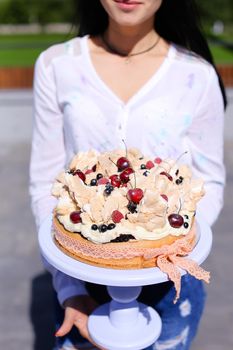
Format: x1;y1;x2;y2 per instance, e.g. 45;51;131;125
52;148;204;244
58;212;193;244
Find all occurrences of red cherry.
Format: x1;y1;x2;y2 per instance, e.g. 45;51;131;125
112;210;124;223
98;177;109;185
160;194;168;201
120;167;134;183
127;188;144;204
117;157;130;171
110;174;121;188
70;211;82;224
168;214;184;228
146;160;154;169
154;157;162;164
160;171;173;182
85;169;93;175
74;170;86;182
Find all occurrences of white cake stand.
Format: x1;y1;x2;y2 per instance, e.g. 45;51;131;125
39;215;212;350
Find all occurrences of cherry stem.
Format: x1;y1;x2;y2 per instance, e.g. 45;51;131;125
176;151;188;164
133;171;137;188
122;139;128;158
129;181;133;189
178;198;182;214
160;160;171;171
109;157;117;167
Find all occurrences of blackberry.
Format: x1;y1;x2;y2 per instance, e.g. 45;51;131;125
91;224;98;231
96;173;103;180
143;170;149;177
176;179;182;185
127;201;137;213
176;176;184;185
111;234;136;243
140;164;146;169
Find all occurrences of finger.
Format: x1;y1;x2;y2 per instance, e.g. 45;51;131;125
55;309;74;337
74;314;90;340
74;318;106;350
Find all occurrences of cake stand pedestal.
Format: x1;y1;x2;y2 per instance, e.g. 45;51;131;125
39;215;212;350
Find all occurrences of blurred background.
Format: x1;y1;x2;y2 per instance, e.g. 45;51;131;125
0;0;232;349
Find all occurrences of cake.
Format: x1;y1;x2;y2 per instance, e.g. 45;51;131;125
51;148;210;301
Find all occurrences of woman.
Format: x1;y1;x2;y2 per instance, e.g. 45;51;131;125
30;0;226;349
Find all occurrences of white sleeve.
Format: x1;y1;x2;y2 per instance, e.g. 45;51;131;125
30;52;88;305
186;67;225;227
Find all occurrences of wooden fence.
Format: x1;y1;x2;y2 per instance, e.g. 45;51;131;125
0;65;233;89
0;67;34;89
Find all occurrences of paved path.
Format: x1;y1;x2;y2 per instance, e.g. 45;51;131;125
0;89;232;350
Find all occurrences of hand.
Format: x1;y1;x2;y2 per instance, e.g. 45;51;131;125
55;295;105;349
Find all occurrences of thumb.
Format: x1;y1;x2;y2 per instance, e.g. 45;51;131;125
55;309;74;337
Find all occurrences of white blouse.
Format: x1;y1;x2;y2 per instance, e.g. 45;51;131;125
30;35;225;305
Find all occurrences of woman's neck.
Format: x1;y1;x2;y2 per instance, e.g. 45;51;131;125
104;19;159;55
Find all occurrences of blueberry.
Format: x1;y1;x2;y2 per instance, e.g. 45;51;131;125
140;164;146;169
91;224;98;231
108;223;116;230
184;222;189;229
90;179;97;186
104;188;112;196
143;171;149;177
99;224;108;232
96;173;103;180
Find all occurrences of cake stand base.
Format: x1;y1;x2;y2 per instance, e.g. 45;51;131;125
39;215;212;350
88;286;162;350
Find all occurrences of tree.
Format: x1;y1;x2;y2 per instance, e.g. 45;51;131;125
0;0;30;24
0;0;74;25
196;0;233;24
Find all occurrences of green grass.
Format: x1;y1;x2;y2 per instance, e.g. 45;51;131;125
209;44;233;64
0;33;232;67
0;48;44;67
0;33;73;45
0;33;75;67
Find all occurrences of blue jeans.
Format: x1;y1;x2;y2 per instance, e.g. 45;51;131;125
54;275;206;350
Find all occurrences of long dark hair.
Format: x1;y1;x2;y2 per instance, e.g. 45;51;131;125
74;0;227;108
